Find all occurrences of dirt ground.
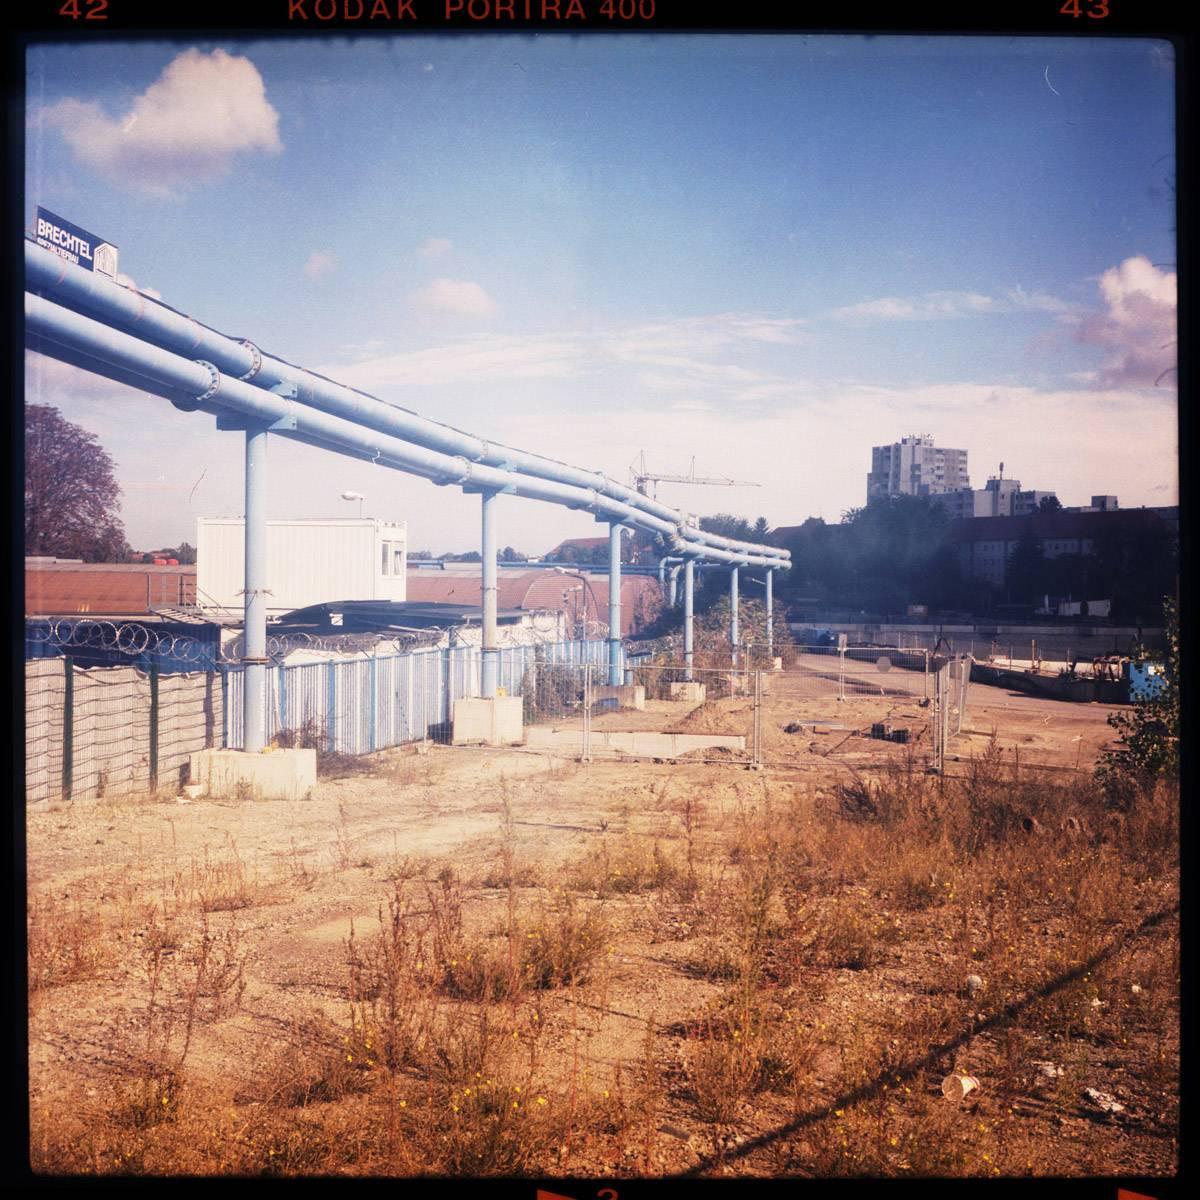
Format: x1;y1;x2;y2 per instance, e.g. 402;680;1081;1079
26;672;1179;1178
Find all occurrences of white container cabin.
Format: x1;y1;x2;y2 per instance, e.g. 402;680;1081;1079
196;518;407;615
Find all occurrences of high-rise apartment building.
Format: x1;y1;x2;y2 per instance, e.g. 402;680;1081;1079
867;434;970;502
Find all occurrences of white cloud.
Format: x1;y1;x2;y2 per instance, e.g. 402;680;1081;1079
322;311;804;394
323;335;580;388
830;287;1075;323
496;378;1176;531
1072;256;1177;388
303;251;336;280
410;278;498;318
39;48;282;196
419;237;453;259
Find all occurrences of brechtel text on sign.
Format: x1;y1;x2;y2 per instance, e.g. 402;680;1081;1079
35;207;119;279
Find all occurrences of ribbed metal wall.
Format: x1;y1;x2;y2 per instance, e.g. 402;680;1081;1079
223;639;614;752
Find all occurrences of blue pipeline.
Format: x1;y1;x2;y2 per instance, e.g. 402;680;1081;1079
25;240;789;568
26;293;789;570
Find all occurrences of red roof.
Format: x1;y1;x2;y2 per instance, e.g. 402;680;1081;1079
406;569;662;635
26;562;196;615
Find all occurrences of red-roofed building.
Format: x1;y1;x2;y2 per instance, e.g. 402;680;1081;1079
26;558;196;615
406;567;662;636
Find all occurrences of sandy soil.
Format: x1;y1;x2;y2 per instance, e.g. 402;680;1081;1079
26;673;1177;1178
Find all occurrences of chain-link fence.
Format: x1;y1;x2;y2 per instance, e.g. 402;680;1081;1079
508;649;973;771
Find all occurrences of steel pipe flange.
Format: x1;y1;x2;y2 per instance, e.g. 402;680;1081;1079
238;339;263;382
194;360;222;403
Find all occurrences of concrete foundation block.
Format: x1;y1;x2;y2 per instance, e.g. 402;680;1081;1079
669;682;707;703
592;684;646;711
452;696;525;746
189;748;316;801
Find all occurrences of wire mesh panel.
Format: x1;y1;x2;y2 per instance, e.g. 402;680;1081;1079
157;670;222;791
25;658;65;805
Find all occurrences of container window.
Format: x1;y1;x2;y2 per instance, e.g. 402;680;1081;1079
381;542;390;574
393;547;404;576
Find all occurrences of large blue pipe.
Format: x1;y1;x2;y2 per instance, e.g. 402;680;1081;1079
25;240;790;566
26;293;788;569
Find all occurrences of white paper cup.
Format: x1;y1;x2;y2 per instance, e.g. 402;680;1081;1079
941;1073;980;1102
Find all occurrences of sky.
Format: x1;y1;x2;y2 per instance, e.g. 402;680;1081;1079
25;34;1178;554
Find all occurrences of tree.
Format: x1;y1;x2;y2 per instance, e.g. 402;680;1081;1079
1096;597;1179;802
25;405;130;562
1038;495;1063;514
700;512;753;541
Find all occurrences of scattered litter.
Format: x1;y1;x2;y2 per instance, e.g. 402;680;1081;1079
1082;1088;1124;1116
941;1072;980;1103
1090;997;1107;1010
1020;816;1044;835
1032;1061;1063;1081
966;974;984;998
1131;984;1143;995
1061;815;1086;837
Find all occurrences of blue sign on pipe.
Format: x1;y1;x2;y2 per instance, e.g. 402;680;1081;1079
35;207;119;278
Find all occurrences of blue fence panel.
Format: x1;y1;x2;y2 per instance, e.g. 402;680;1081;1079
221;640;609;753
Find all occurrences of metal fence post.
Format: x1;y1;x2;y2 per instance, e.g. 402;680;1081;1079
62;656;74;803
582;661;592;762
149;663;159;793
326;658;337;752
368;655;378;754
751;669;763;770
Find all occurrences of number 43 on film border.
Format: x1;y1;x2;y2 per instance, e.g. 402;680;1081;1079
1060;0;1111;18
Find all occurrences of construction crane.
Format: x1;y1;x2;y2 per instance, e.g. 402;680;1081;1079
630;451;761;500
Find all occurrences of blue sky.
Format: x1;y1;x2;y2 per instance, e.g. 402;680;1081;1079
25;34;1177;553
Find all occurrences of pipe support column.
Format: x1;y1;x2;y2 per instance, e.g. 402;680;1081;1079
481;489;499;698
766;567;774;664
607;522;623;686
730;565;740;669
684;559;695;681
243;425;268;753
